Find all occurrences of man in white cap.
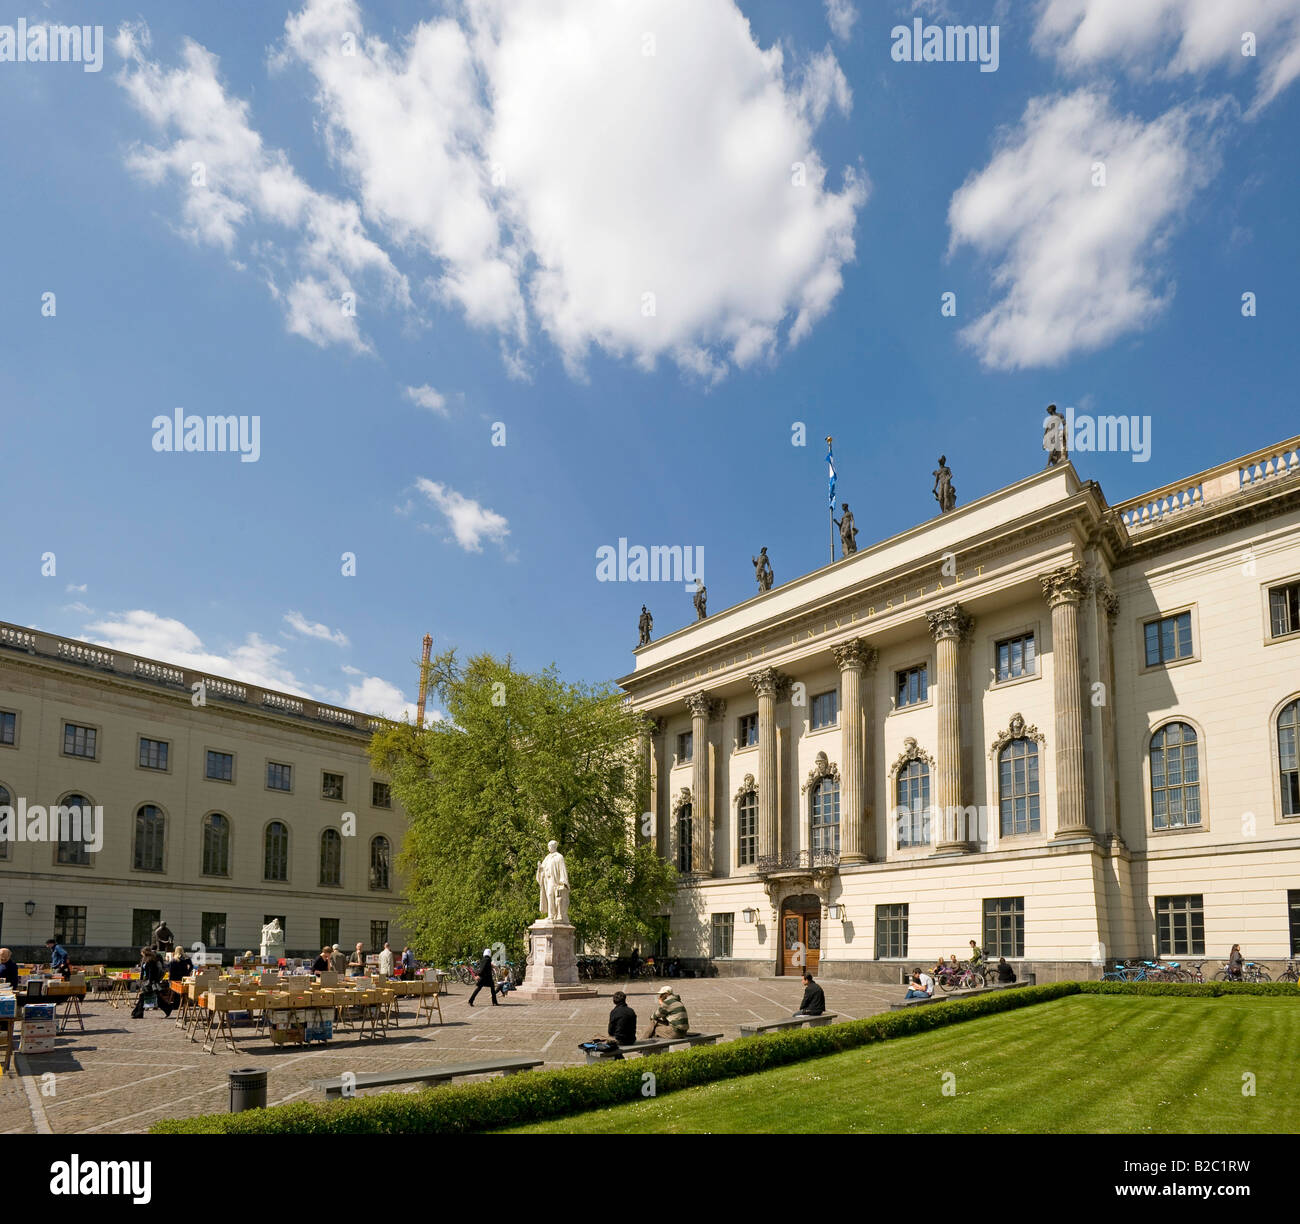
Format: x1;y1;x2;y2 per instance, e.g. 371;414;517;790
468;946;499;1006
648;983;689;1038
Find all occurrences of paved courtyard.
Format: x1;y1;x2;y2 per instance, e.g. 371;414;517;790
0;976;903;1133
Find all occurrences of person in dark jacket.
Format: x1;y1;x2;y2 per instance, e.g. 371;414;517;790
607;991;638;1045
167;947;193;981
46;938;70;980
996;957;1016;983
794;972;826;1016
1228;944;1244;981
467;948;499;1006
131;948;174;1019
311;947;332;974
0;947;20;991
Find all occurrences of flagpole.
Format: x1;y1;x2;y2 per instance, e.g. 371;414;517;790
826;435;835;564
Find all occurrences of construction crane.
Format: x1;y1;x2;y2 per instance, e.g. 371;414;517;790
416;632;433;728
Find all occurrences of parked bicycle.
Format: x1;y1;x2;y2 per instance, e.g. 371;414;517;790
1277;960;1299;984
937;962;985;992
1214;960;1271;982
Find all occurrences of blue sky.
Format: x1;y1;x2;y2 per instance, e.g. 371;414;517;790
1;0;1297;714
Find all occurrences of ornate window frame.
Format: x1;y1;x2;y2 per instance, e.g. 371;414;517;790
988;714;1045;839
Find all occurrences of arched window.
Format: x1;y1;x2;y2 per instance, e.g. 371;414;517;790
998;740;1040;835
56;794;93;865
810;777;840;856
202;812;230;876
319;828;342;886
676;804;693;873
133;804;165;872
1280;699;1300;817
896;761;930;847
369;835;391;891
1151;722;1201;829
264;821;289;881
736;790;758;867
0;784;10;861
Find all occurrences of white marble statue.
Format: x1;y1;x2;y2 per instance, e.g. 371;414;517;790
260;918;285;960
536;840;570;924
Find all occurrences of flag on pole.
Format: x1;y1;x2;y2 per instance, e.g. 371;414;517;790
825;436;837;510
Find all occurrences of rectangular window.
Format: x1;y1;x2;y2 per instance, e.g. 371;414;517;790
874;903;909;959
1144;611;1194;667
995;633;1036;682
810;690;838;730
896;665;928;709
63;723;97;758
201;912;227;948
737;713;759;747
206;750;234;782
371;781;392;809
1269;582;1300;638
138;737;169;770
267;762;293;792
320;918;340;950
1156;894;1205;956
369;920;389;951
1289;891;1300;957
737;792;758;866
131;908;160;949
54;905;87;946
677;731;693;764
0;710;16;746
711;913;734;959
322;772;345;801
983;897;1025;958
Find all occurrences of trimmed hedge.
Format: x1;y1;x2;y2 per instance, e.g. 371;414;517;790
1077;979;1299;998
151;982;1079;1134
151;979;1299;1134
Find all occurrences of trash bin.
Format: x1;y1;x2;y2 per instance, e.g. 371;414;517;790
228;1067;267;1113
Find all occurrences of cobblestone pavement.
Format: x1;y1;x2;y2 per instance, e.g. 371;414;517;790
0;977;903;1133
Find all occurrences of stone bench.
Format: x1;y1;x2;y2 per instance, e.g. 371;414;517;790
888;978;1032;1010
738;1013;838;1038
586;1032;722;1062
310;1057;543;1098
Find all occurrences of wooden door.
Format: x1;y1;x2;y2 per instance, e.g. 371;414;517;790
781;898;821;975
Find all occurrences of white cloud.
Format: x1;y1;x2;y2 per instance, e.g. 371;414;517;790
114;21;410;352
825;0;857;42
65;583;87;593
412;478;510;553
284;610;350;646
947;90;1222;370
81;608;412;718
274;0;864;379
1033;0;1300;113
404;384;449;416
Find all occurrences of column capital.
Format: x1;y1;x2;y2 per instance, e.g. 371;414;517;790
1087;576;1119;621
684;691;725;721
925;603;973;644
637;713;665;737
747;667;791;699
1040;563;1086;608
831;638;878;672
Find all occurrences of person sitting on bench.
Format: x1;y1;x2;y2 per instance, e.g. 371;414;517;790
996;957;1016;983
903;968;933;1000
794;972;825;1017
648;985;689;1038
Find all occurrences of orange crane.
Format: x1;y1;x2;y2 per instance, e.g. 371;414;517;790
416;633;433;727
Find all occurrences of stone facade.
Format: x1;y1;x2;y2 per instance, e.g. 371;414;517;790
623;437;1300;976
0;627;408;962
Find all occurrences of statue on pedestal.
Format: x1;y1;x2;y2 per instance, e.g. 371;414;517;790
833;503;858;557
752;547;774;593
536;840;571;924
638;605;653;647
260;918;285;961
1043;404;1068;466
693;579;707;621
932;456;956;514
151;918;174;952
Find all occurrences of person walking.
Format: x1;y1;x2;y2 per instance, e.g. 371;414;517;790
167;946;193;981
968;940;983;968
131;948;175;1019
467;948;499;1006
1228;944;1244;981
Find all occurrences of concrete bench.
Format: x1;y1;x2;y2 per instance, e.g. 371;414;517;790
586;1032;722;1062
888;978;1032;1010
738;1013;839;1038
310;1057;543;1098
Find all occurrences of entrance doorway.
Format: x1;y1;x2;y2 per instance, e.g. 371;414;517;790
780;894;821;976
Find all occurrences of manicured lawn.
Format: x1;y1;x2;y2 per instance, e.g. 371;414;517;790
503;995;1300;1133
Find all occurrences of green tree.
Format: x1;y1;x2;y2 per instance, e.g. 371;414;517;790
370;650;675;967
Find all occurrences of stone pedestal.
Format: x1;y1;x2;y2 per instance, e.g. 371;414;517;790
513;921;597;1001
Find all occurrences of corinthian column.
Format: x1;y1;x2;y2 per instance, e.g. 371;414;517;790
1042;564;1091;838
832;639;877;863
748;667;787;867
684;692;722;874
926;603;973;851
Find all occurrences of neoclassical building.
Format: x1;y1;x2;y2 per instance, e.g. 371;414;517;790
0;625;407;962
621;435;1300;980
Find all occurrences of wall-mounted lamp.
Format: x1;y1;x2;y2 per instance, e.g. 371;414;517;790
741;907;758;924
25;899;36;917
827;902;845;921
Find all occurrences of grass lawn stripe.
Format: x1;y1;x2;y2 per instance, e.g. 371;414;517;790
500;997;1300;1134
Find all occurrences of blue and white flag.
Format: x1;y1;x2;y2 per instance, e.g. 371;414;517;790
825;440;837;510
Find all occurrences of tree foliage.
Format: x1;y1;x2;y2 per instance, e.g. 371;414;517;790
370;650;675;966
